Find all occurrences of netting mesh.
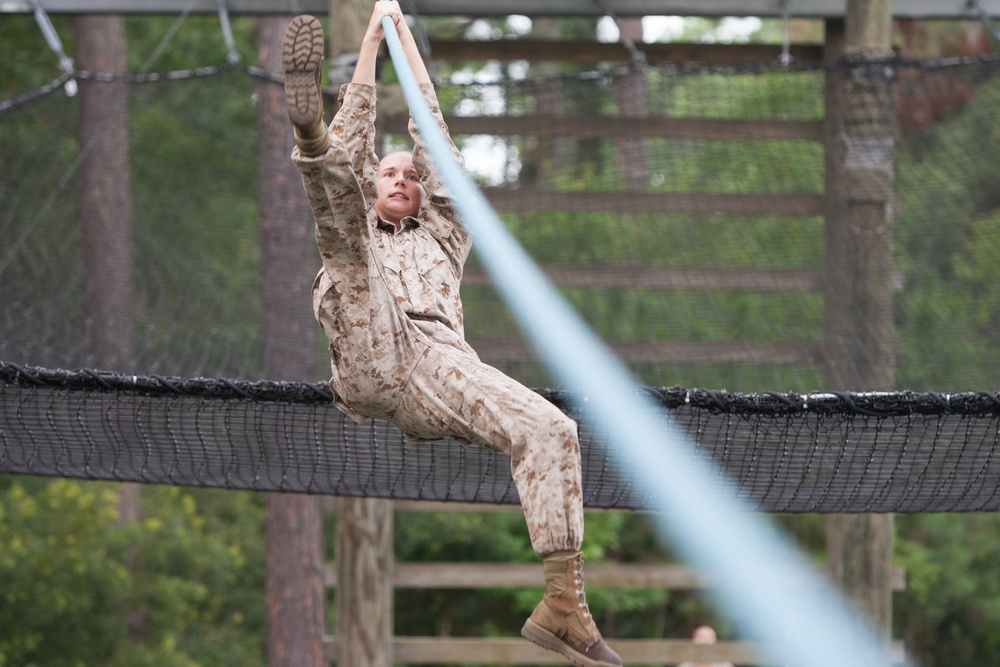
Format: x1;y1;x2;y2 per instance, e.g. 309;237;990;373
4;361;1000;512
2;65;265;376
5;54;1000;388
3;32;1000;510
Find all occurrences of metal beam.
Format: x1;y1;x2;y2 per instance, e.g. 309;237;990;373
3;0;1000;18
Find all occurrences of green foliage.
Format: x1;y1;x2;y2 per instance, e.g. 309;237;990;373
124;16;257;72
392;508;679;642
0;15;74;95
895;514;1000;667
0;478;265;667
650;68;824;120
0;478;129;666
894;72;1000;390
128;71;263;376
392;509;534;638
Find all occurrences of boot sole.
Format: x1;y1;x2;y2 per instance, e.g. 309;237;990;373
521;619;620;667
282;15;325;131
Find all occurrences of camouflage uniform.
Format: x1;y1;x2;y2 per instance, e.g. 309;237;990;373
293;83;583;556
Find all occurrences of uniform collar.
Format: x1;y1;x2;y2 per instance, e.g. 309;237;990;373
377;215;420;234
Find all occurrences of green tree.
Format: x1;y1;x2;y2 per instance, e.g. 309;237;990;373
0;477;266;667
895;71;1000;390
895;513;1000;667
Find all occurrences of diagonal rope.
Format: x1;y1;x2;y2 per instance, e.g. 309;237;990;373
140;0;198;73
780;0;793;65
27;0;77;95
215;0;241;65
969;0;1000;44
597;0;648;66
378;4;906;667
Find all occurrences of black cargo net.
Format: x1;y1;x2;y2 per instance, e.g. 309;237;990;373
4;362;998;512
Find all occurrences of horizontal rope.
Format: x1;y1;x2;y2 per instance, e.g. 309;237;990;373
4;361;999;417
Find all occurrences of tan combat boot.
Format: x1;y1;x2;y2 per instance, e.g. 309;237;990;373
521;551;623;667
282;15;331;157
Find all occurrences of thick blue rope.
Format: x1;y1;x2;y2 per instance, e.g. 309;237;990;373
380;9;904;667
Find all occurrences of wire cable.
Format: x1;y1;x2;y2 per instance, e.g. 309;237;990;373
140;0;197;74
969;0;1000;44
781;0;793;65
27;0;76;95
216;0;241;65
597;0;647;66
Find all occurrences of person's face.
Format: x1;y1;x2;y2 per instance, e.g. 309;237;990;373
375;151;425;225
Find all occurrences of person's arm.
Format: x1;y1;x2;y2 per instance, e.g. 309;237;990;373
392;7;431;85
351;1;429;86
360;2;467;255
352;1;405;85
409;83;470;263
325;3;401;208
391;7;466;255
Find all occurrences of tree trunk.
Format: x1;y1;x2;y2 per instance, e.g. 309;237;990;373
257;15;327;667
73;9;145;641
264;493;327;667
74;14;134;372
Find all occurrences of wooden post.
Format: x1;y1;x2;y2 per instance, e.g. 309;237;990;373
521;17;566;186
334;497;394;666
328;3;395;665
613;17;649;187
822;0;896;642
328;0;369;90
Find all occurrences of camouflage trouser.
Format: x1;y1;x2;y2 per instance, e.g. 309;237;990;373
294;142;584;556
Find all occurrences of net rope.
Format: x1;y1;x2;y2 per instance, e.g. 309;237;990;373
4;361;999;512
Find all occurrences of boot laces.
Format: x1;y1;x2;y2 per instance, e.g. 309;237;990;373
571;554;597;631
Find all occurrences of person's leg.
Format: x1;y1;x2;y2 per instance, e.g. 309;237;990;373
283;15;330;156
521;550;623;667
395;346;582;553
394;347;621;667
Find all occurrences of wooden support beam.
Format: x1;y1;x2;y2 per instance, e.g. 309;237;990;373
466;339;823;364
333;496;393;667
482;188;824;216
323;637;760;665
3;0;999;19
823;0;897;645
462;264;907;292
323;636;908;665
382;114;825;142
465;265;816;291
424;38;826;64
325;561;907;591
